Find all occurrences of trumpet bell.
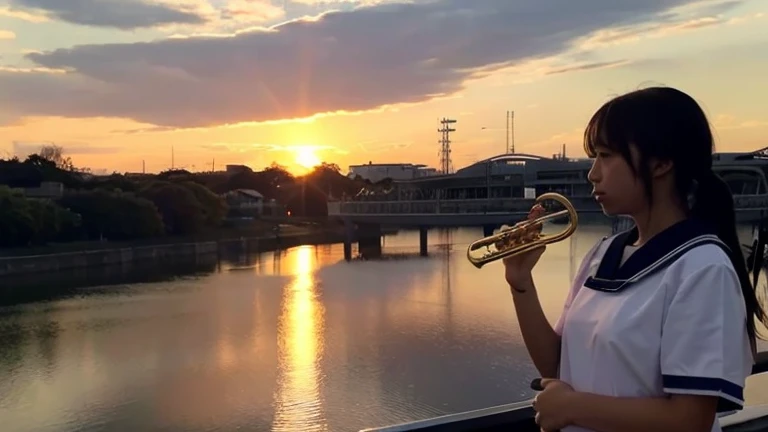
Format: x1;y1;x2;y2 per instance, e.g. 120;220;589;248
466;192;579;269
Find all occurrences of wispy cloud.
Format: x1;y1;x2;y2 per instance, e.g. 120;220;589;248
545;59;631;76
713;114;768;130
577;8;763;50
0;30;16;40
5;0;208;30
0;6;48;22
2;0;287;31
200;142;350;155
0;0;750;129
11;140;122;157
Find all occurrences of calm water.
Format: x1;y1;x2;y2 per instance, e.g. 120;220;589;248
1;226;767;432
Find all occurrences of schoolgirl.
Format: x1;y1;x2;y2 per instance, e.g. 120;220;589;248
504;87;766;432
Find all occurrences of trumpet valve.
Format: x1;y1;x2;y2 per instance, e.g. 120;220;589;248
493;221;544;250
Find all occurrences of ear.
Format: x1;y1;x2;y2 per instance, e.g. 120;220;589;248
649;158;674;178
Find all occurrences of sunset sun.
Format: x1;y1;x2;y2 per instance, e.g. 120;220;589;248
294;146;322;170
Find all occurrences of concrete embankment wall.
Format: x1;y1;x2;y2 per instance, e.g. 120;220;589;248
0;241;219;278
0;229;352;278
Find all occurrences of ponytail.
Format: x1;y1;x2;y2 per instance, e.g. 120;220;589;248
692;171;767;350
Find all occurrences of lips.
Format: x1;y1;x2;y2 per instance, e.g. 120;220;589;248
593;191;605;202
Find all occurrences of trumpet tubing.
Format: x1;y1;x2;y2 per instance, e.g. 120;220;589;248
466;193;579;268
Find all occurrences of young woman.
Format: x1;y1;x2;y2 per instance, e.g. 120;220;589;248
503;87;767;432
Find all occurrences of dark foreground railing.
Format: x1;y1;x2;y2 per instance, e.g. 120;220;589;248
360;352;768;432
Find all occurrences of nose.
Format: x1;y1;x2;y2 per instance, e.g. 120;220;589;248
587;160;600;185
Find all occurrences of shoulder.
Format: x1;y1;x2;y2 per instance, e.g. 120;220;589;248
663;242;743;302
665;242;736;282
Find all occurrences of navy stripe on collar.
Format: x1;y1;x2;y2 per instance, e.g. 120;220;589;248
584;219;729;293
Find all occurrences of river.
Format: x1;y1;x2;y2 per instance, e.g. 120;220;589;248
1;225;767;432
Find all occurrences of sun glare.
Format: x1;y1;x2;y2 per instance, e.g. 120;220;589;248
294;146;322;170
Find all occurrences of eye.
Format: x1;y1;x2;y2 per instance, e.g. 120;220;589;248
597;151;613;159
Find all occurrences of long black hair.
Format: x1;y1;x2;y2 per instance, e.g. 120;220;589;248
583;86;767;347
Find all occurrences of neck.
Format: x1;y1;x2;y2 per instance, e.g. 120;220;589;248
631;202;687;247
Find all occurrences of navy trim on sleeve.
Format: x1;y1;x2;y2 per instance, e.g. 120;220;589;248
662;375;744;413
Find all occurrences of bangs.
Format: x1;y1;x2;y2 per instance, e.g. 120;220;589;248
583;98;632;158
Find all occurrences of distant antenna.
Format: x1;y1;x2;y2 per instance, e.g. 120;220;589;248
438;117;457;174
508;110;515;154
506;111;509;154
142;160;146;174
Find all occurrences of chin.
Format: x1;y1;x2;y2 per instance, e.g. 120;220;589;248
598;203;614;217
599;204;625;218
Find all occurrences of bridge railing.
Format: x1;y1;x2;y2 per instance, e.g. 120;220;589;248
328;194;768;217
328;197;600;216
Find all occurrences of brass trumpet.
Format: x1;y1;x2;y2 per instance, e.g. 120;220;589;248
466;193;579;268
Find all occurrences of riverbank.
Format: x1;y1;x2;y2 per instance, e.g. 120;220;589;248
0;223;354;277
0;220;327;257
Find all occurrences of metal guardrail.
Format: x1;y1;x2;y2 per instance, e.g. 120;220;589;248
359;353;768;432
328;197;600;216
329;195;768;217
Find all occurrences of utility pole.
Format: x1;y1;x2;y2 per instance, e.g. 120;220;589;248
438;117;456;175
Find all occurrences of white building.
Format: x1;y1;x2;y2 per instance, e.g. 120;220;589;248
348;162;437;183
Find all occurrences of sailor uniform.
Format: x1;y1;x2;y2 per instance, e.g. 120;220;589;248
554;219;753;432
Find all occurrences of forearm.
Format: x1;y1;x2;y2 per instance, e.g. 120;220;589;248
567;391;717;432
510;277;560;378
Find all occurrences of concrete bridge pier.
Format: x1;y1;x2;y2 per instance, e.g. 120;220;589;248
343;219;355;261
419;227;428;256
357;223;383;260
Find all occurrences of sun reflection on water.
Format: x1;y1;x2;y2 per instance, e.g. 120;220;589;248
272;245;328;432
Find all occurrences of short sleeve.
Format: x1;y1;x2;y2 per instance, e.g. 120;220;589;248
660;262;752;413
554;239;603;336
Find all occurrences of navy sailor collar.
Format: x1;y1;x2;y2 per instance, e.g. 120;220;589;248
584;219;730;293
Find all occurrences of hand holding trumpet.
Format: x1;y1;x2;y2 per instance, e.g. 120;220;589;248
502;204;547;292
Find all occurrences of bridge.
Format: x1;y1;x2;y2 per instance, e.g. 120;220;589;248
328;197;604;226
327;195;768;260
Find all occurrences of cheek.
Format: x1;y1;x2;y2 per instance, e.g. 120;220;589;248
606;167;643;199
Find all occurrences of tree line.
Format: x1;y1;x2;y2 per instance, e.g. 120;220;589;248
0;145;385;249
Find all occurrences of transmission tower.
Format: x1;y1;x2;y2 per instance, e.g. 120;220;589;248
438;117;456;174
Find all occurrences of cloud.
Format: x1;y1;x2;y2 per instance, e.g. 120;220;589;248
5;0;209;30
1;0;286;30
202;142;349;154
576;1;756;49
0;0;744;129
0;30;16;40
11;140;122;157
544;59;631;76
220;0;285;24
713;114;768;130
0;6;48;22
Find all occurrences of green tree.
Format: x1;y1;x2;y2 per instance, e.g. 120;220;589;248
0;186;36;247
139;182;205;235
178;181;228;226
58;189;164;240
26;199;80;244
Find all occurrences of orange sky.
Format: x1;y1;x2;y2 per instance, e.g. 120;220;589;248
0;0;766;175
